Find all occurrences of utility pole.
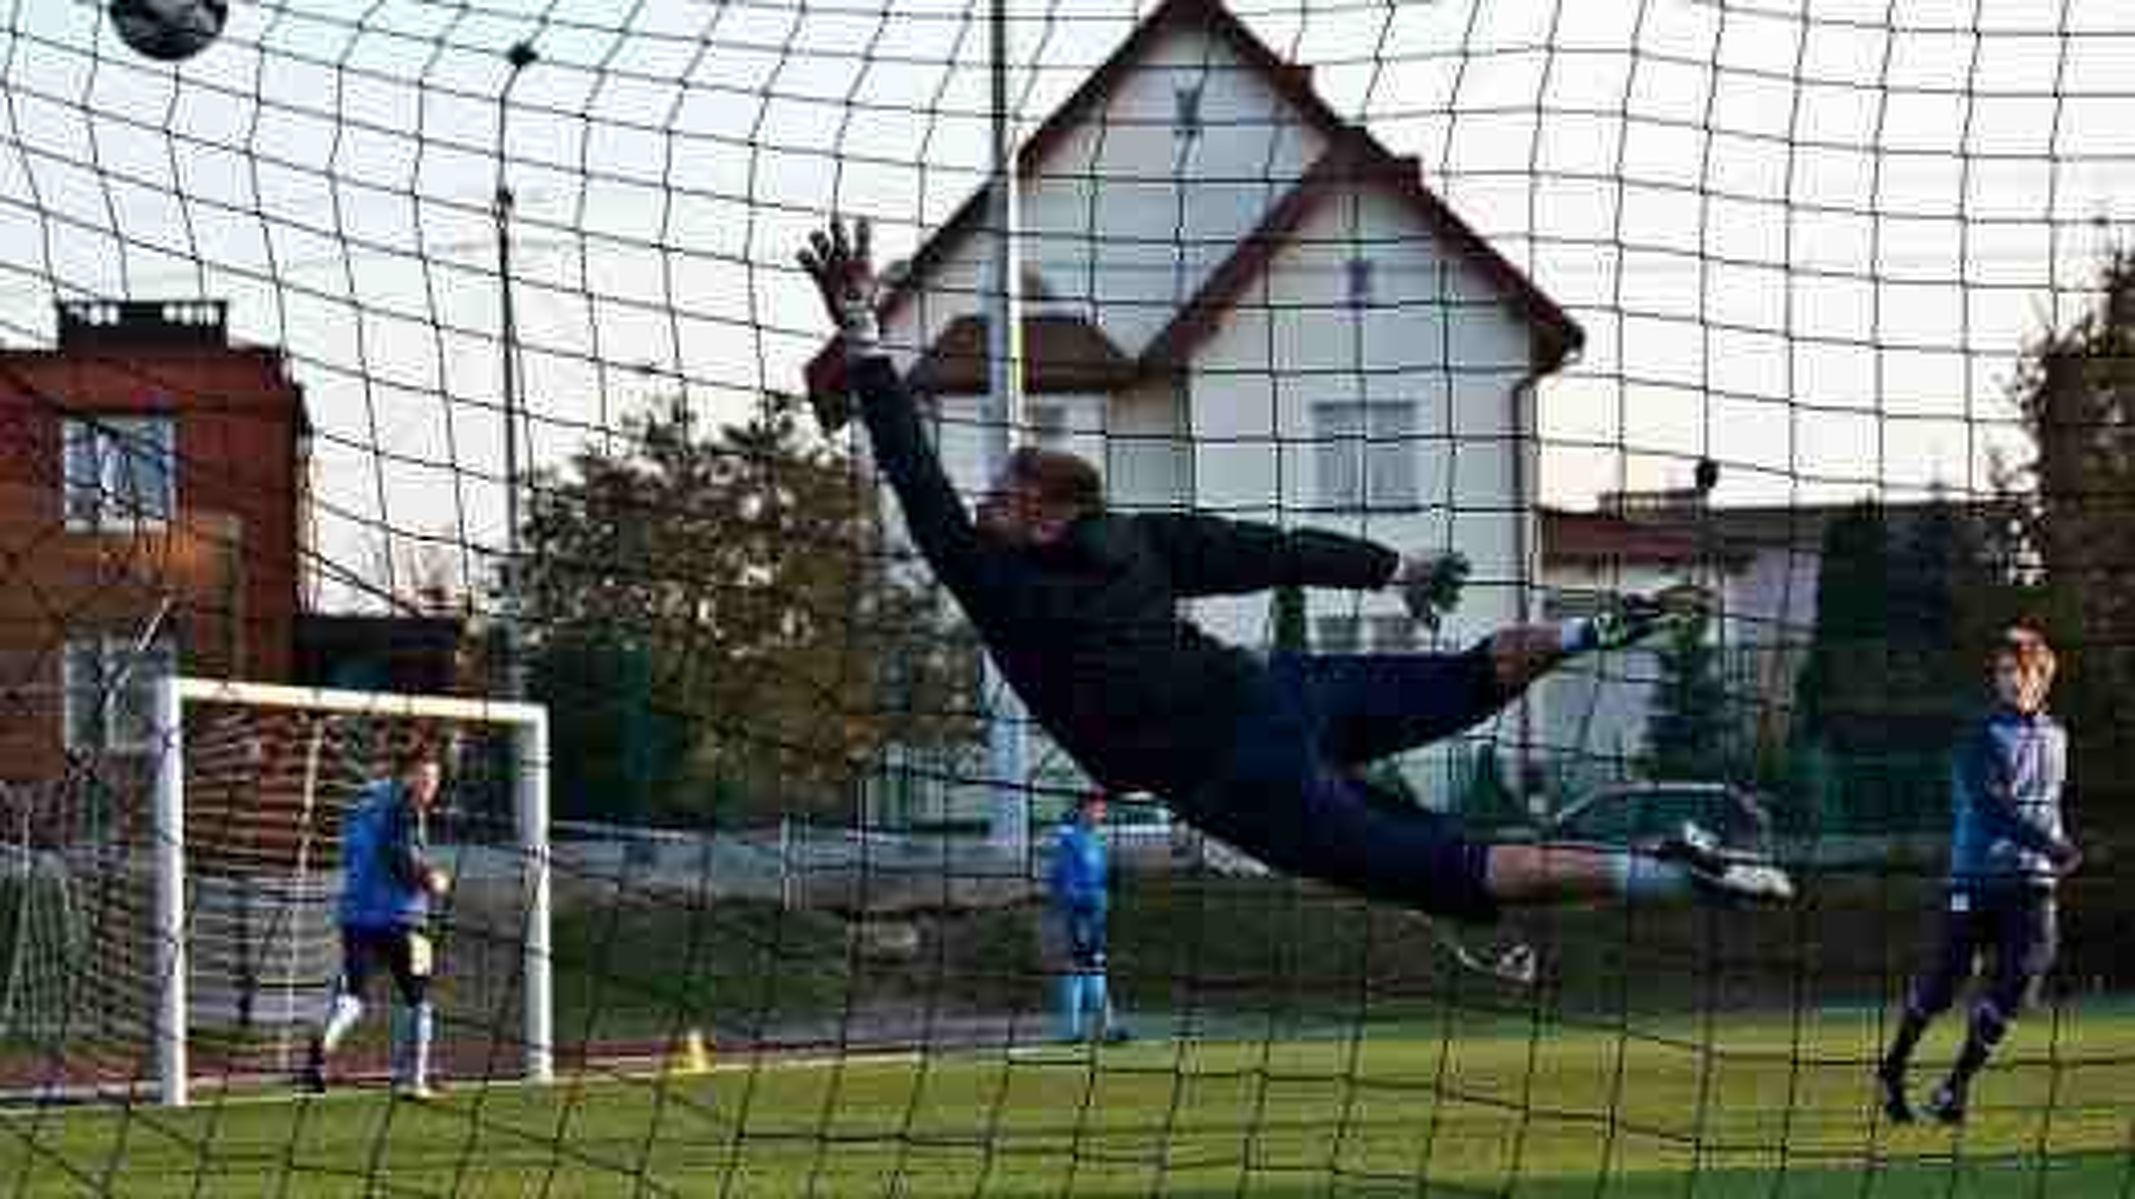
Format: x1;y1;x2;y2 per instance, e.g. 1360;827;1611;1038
983;0;1029;855
495;39;537;699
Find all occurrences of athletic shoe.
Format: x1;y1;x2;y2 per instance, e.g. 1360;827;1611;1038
395;1082;440;1102
1590;584;1712;651
1924;1082;1966;1126
1876;1066;1915;1124
1652;820;1796;904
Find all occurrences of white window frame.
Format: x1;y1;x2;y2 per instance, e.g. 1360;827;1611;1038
1027;402;1069;450
63;636;178;754
1369;614;1419;654
1313;615;1362;655
63;415;176;531
1312;401;1419;511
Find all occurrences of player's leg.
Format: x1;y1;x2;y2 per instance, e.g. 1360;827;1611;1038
385;928;438;1098
1085;908;1128;1043
1480;826;1792;906
1880;897;1984;1123
1928;889;2057;1125
1289;645;1510;768
1297;587;1715;770
1057;908;1093;1042
306;927;380;1092
1182;677;1784;923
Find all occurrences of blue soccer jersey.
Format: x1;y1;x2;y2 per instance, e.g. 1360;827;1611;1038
1051;818;1109;915
1949;707;2069;890
337;780;432;930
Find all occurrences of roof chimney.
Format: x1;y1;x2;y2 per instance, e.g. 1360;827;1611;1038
57;299;229;350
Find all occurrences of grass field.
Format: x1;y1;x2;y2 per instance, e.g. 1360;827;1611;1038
4;1003;2129;1197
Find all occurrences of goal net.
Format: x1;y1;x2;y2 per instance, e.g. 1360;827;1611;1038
3;0;2133;1192
2;679;550;1106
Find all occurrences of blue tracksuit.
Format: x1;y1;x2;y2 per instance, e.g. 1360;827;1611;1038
338;780;432;932
1052;817;1109;966
1910;705;2071;1021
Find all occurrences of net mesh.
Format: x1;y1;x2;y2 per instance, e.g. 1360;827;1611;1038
0;0;2130;1194
0;702;537;1100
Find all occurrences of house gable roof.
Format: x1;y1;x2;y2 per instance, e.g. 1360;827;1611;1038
909;313;1136;395
1138;134;1584;374
806;0;1583;396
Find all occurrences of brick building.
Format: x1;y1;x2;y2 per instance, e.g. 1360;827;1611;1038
0;299;309;785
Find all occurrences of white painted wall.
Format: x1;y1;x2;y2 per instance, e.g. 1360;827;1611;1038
1023;26;1329;356
853;17;1562;822
1180;178;1535;656
880;21;1329;375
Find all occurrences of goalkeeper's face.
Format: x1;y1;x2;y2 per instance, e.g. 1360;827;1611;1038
1991;632;2055;715
404;761;443;811
977;474;1068;549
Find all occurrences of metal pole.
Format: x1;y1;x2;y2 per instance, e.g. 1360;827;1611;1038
984;0;1030;856
497;40;537;700
151;674;187;1107
518;711;553;1084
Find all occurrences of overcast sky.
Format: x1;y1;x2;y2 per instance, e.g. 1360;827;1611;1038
3;0;2132;610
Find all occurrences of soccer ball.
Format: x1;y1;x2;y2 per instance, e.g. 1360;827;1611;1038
109;0;227;62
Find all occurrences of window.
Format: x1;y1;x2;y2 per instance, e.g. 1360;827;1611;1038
64;637;177;753
1314;615;1361;654
1346;258;1375;307
1173;84;1204;139
63;415;175;528
1312;402;1418;510
1027;403;1068;449
1369;615;1418;654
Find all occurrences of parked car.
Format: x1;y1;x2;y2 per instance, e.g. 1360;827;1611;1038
1542;780;1775;859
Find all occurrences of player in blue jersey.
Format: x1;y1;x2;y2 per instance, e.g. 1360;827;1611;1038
302;740;453;1099
1877;622;2079;1125
1051;790;1130;1043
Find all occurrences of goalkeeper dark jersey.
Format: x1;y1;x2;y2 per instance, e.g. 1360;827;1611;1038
849;354;1399;799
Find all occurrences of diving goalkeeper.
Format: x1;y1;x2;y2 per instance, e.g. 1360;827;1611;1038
801;217;1790;925
302;739;452;1100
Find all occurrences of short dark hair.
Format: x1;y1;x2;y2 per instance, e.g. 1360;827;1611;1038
1991;618;2056;670
1006;445;1103;517
393;737;443;776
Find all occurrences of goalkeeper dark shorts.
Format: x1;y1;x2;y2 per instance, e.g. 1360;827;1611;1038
1911;885;2058;1018
1172;648;1505;924
339;924;433;1007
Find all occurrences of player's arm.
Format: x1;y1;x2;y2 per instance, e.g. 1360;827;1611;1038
848;356;988;595
800;218;988;597
383;803;450;896
1136;512;1398;597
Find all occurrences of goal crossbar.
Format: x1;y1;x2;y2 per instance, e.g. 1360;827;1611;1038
151;676;553;1107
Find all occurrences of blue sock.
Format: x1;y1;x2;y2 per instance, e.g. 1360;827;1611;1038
1058;976;1083;1040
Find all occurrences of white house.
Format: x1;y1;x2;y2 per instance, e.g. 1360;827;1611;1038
808;0;1585;823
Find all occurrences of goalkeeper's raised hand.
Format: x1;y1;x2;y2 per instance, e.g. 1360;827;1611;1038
797;216;886;432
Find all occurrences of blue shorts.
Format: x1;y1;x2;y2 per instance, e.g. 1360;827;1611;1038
1172;648;1506;924
1062;906;1107;970
1911;886;2058;1018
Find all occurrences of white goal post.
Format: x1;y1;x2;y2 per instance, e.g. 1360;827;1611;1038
151;676;551;1107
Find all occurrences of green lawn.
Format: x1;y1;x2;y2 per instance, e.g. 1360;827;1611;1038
4;1005;2129;1197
